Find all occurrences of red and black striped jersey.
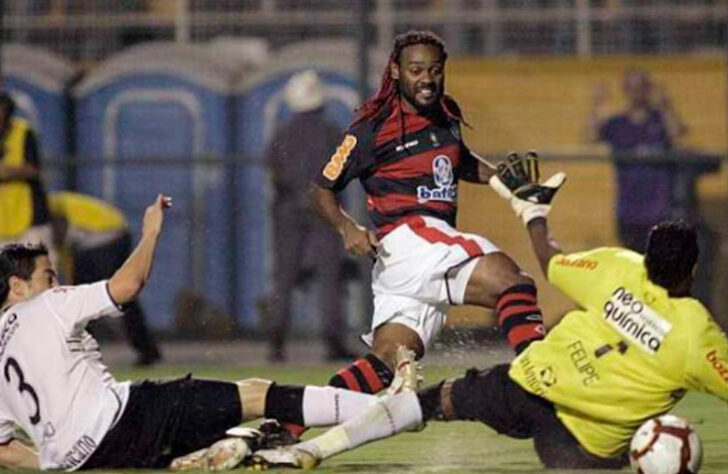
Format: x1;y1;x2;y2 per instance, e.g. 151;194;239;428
314;100;477;237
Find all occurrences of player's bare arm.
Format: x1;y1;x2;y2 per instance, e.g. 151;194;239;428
526;217;563;277
586;82;610;143
0;439;40;469
308;183;377;258
653;84;688;140
489;151;566;276
108;194;171;305
0;163;39;182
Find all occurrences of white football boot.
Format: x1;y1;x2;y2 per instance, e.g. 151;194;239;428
387;345;425;431
169;437;250;471
386;345;423;396
247;446;320;470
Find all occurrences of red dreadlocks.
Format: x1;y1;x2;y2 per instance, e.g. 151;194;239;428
350;30;466;128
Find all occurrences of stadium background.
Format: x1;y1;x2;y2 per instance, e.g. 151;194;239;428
2;0;728;340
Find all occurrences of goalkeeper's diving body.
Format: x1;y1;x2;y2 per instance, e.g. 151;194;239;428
253;153;728;470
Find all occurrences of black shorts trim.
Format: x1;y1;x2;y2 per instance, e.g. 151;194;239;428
444;255;481;305
80;375;241;469
449;365;627;470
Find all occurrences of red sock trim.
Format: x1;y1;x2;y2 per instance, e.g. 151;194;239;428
507;323;545;347
336;368;361;392
354;359;384;393
496;292;537;312
281;422;306;438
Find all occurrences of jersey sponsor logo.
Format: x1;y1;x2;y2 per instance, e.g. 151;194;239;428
554;256;598;270
323;134;357;181
517;354;547;396
395;140;418;152
603;287;672;354
539;366;557;387
58;434;97;470
706;350;728;383
567;340;600;386
0;313;19;360
417;155;457;203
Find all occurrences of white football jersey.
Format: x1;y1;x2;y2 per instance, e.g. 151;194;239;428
0;281;130;470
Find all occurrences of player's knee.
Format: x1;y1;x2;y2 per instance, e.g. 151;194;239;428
371;326;424;368
500;272;534;294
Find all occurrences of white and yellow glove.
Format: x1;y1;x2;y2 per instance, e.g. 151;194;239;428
488;151;566;225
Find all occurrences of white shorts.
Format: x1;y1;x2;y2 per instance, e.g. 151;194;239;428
362;216;500;349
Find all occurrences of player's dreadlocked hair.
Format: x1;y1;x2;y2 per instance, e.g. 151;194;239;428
350;30;466;127
644;220;698;291
0;243;49;306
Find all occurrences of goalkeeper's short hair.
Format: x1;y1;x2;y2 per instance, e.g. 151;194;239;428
644;220;698;291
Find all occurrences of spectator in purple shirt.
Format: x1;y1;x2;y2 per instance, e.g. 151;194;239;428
588;68;687;251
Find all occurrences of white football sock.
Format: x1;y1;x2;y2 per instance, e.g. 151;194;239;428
302;386;377;426
297;391;423;460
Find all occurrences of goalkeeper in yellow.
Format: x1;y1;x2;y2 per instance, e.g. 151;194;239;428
252;152;728;470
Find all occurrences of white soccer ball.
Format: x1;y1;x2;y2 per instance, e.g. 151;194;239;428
630;415;702;474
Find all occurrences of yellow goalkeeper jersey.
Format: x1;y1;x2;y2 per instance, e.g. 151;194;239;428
508;247;728;458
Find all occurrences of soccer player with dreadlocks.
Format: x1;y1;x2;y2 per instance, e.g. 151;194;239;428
270;30;551;442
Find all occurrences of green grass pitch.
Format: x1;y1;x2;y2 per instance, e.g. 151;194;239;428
75;362;728;473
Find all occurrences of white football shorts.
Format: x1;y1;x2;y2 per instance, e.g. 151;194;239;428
362;215;500;349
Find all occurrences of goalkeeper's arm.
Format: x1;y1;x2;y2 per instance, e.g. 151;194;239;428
487;150;566;276
526;217;563;278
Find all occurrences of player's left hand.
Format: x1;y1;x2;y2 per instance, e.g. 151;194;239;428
489;151;566;225
142;194;172;238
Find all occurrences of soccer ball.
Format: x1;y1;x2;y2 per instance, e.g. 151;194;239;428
630;415;702;474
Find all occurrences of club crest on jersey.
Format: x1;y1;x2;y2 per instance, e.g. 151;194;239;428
602;287;672;354
417;155;457;203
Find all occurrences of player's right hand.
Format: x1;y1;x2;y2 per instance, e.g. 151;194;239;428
142;194;172;238
341;221;378;258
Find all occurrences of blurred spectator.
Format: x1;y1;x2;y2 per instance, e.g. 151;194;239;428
264;70;356;363
0;91;57;266
588;68;688;251
49;191;162;366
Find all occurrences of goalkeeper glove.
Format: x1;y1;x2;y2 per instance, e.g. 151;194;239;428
488;151;566;225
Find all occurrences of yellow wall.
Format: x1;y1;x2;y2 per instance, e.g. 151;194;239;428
444;56;728;328
448;55;727;153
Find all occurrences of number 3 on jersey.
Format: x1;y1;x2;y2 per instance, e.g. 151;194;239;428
4;357;41;425
323;134;357;181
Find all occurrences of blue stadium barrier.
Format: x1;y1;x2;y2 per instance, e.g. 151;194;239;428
1;44;76;191
73;42;248;330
